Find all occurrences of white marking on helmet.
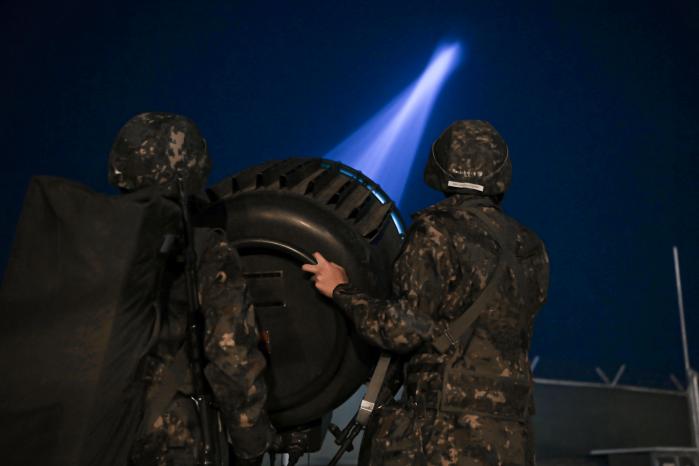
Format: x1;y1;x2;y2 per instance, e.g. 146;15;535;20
447;180;484;191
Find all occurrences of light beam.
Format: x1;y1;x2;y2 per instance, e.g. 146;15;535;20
326;42;464;204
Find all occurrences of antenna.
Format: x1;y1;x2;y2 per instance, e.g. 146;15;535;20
673;246;699;447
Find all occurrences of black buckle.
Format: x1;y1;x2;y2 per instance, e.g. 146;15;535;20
443;329;457;348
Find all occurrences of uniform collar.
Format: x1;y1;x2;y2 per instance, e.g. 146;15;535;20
412;194;499;220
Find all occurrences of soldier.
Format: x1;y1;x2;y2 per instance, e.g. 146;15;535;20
108;113;273;466
303;120;549;465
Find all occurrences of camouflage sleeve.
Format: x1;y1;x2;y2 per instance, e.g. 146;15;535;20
332;218;453;353
197;233;273;459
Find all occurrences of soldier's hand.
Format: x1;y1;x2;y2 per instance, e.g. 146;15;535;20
301;252;349;298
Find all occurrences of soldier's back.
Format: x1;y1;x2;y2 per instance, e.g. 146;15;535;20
382;194;548;466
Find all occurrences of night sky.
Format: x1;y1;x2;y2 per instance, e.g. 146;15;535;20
2;0;697;388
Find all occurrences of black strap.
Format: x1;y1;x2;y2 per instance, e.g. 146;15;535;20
431;208;514;354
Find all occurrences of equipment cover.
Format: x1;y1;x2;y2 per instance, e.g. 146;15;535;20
0;176;179;466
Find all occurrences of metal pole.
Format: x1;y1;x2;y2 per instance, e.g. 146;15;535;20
673;246;691;374
689;370;699;448
673;246;699;447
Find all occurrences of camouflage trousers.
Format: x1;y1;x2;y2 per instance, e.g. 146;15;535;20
129;394;232;466
129;395;202;466
361;403;535;466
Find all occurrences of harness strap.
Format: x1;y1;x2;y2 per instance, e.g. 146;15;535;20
431;208;515;354
356;353;392;426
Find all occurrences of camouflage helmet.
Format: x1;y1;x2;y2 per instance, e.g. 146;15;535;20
424;120;511;196
108;112;211;195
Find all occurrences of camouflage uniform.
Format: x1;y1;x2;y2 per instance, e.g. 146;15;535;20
130;232;272;466
107;113;273;465
333;121;549;466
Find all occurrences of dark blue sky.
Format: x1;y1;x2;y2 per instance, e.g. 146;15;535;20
2;0;697;387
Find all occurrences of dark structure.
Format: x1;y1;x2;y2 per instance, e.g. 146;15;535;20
200;158;406;451
534;379;695;465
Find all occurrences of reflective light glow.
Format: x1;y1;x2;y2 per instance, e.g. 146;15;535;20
326;42;464;204
324;162;405;235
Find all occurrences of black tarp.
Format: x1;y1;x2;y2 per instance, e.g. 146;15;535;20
0;177;179;466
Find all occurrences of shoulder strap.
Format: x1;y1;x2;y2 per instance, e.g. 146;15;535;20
356;354;392;425
137;229;198;436
431;208;515;354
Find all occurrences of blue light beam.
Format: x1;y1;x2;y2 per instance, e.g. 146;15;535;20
326;42;464;204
